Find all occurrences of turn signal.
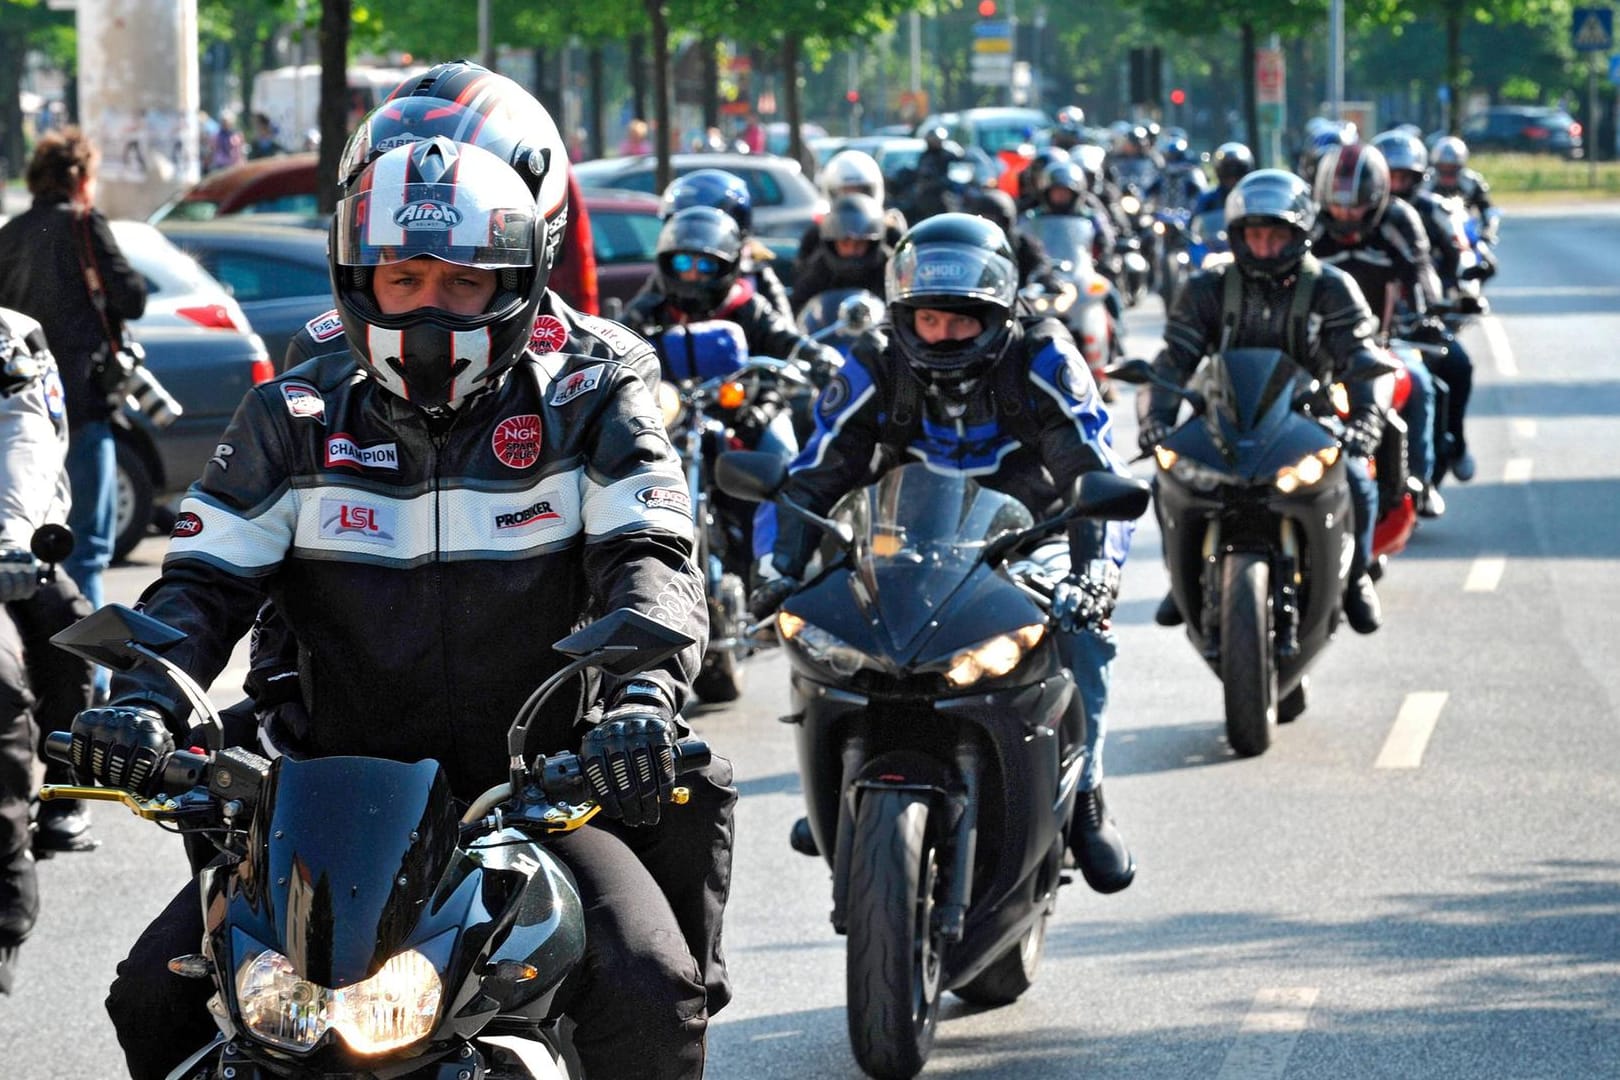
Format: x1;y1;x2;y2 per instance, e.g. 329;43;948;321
717;381;747;409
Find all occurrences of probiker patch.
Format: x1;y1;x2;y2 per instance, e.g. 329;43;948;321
493;498;564;534
491;414;542;470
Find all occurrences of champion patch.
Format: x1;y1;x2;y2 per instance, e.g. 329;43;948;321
493;498;564;534
318;499;396;544
281;382;326;421
306;310;344;342
530;314;569;354
492;414;542;470
171;512;204;539
550;363;606;406
636;486;692;516
325;435;400;471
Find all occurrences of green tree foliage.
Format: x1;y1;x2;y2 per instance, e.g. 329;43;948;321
0;0;73;177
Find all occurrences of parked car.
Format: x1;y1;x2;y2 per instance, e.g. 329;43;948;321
766;122;830;158
1461;105;1583;158
108;219;281;556
915;107;1053;156
156;217;330;366
834;135;927;188
148;154;605;314
585;189;664;316
573;152;827;243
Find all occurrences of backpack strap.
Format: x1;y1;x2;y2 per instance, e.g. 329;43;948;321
1287;253;1320;361
1218;262;1244;353
879;362;924;465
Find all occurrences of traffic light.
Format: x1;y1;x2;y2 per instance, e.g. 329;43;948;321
846;90;861;105
1170;88;1186;106
978;0;997;16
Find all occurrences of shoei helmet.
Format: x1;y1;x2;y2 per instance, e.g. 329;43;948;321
659;168;753;234
1314;142;1391;240
1431;135;1469;185
1212;142;1256;186
1225;169;1316;280
337;61;570;290
331;137;545;414
656;206;744;318
886;213;1018;388
1372;129;1428;193
820;149;886;205
1037;160;1088;213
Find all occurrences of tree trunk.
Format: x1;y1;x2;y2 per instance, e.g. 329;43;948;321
0;27;26;182
316;0;350;214
1444;5;1462;134
588;45;606;160
647;0;672;193
701;36;720;133
629;34;648;124
1241;22;1259;156
783;35;803;172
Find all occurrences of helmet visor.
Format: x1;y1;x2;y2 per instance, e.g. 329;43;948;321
333;179;537;269
888;241;1016;309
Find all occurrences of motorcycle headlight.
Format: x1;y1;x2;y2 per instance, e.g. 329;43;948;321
781;615;883;676
1120;194;1141;215
1155;447;1232;492
941;624;1045;689
656;381;685;429
236;946;443;1055
1274;446;1340;494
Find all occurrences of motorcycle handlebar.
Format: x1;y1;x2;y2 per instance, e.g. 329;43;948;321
43;730;71;765
534;736;712;806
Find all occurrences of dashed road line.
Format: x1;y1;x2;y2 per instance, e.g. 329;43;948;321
1503;458;1534;485
1215;987;1320;1080
1464;556;1507;593
1481;315;1517;377
1376;691;1449;770
1512;419;1537;440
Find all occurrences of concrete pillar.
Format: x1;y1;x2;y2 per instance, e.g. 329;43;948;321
76;0;200;219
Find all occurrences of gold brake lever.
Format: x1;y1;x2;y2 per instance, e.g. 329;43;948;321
39;784;182;821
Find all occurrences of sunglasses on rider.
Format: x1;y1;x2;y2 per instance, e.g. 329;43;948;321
669;252;722;274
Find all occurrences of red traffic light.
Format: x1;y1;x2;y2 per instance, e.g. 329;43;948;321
978;0;997;16
1170;88;1187;106
846;90;861;104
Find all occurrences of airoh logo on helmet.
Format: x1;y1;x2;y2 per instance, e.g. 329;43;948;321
394;201;464;230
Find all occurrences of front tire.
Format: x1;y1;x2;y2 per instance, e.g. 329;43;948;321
1221;552;1277;757
692;574;747;704
846;789;944;1079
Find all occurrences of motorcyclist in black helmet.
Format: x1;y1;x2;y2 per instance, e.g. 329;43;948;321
1192;141;1254;216
1143;169;1388;634
751;213;1140;894
904;124;966;222
1145;134;1210;213
1036;160;1118;265
965;187;1063;294
1050;105;1088;151
1424;136;1501;251
791;192;893;313
661;167;794;319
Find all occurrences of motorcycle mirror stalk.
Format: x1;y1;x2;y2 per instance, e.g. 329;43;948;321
1105;357;1206;413
981;471;1151;568
715;450;858;551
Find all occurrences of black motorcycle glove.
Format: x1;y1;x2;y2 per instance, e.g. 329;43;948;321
70;705;175;795
748;574;799;620
1137;416;1173;456
1051;561;1121;634
580;707;677;827
1341;409;1384;460
0;544;40;603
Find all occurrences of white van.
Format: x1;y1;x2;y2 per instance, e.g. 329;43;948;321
250;65;412;152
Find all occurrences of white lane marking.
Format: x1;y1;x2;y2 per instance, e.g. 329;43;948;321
1503;458;1534;485
1376;691;1449;770
1215;987;1320;1080
1481;314;1517;377
1464;556;1507;593
1512;419;1537;439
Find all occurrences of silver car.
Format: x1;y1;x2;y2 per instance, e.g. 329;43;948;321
573;152;828;242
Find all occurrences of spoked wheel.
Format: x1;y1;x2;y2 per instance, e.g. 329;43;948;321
846;789;945;1079
1220;552;1277;757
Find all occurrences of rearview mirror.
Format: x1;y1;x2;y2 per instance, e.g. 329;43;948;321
1072;471;1152;522
51;604;187;672
1103;358;1155;385
551;607;697;676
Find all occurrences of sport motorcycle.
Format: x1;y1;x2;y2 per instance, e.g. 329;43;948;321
1021;212;1121;400
42;603;709;1079
718;453;1148;1079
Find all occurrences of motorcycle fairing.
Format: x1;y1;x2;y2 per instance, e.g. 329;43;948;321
1193;348;1316;465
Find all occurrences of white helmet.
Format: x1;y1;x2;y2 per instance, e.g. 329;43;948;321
820;149;885;206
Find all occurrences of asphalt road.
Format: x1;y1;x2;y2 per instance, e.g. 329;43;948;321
5;200;1620;1079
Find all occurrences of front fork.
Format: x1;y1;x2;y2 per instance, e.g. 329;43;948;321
1198;518;1300;660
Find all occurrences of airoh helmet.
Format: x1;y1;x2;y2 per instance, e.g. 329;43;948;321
659;168;753;234
820;149;886;205
1372;129;1428;193
1212;142;1256;186
331;137;545;414
1314;142;1391;240
885;213;1018;390
338;61;570;288
1225;169;1316;280
656;206;744;318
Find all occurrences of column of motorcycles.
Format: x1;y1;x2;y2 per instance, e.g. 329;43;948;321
37;202;1496;1079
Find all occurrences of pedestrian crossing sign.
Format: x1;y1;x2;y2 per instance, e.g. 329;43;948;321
1572;7;1613;51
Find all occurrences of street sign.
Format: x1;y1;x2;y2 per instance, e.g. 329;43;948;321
1256;48;1286;105
1611;53;1620;85
970;54;1013;87
973;37;1013;54
973;20;1011;38
1572;7;1614;51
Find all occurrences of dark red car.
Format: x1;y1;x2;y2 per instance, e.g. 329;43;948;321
149;153;605;315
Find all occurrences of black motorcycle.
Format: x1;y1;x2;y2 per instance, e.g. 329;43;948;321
655;323;810;702
719;454;1148;1079
43;604;708;1079
1111;351;1357;757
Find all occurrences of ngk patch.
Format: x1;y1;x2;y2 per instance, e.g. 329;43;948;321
492;414;542;470
530;314;569;354
282;382;326;421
